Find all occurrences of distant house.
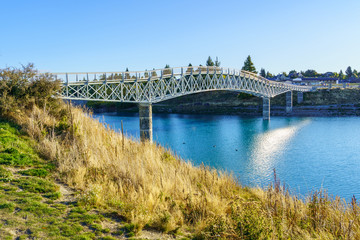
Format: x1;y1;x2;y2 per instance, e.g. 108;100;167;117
292;77;303;84
349;77;360;83
274;74;291;82
292;77;339;86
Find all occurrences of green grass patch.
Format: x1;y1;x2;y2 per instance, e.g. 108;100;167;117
0;201;15;212
0;166;12;181
43;191;61;200
67;208;103;225
21;201;56;217
18;168;49;178
13;177;59;194
0;121;42;167
59;223;83;237
0;151;37;166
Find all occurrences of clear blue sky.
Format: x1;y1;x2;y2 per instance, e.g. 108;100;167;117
1;0;359;74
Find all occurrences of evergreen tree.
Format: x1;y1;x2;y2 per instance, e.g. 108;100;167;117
260;68;266;77
266;72;274;78
339;70;344;80
214;57;221;67
353;69;358;78
346;66;353;78
241;55;257;73
206;56;214;66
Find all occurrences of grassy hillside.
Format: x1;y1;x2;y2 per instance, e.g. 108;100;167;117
0;120;144;239
1;65;360;239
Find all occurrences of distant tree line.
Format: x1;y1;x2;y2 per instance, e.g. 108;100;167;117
100;55;358;81
242;55;358;80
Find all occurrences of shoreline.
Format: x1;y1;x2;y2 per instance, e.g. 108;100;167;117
85;88;360;117
91;103;360;117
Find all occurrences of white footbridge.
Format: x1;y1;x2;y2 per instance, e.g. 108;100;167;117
54;66;312;142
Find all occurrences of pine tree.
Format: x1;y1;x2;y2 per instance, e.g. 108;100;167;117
266;72;274;78
260;68;266;77
345;66;353;78
353;69;358;78
339;70;344;80
214;57;221;67
241;55;257;73
206;56;214;66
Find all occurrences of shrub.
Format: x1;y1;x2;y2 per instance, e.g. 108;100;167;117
0;64;66;124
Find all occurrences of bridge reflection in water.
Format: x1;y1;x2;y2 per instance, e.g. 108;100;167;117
53;66;312;142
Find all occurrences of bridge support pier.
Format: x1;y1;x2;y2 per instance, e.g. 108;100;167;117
286;91;293;113
263;97;270;120
297;91;303;104
139;103;152;143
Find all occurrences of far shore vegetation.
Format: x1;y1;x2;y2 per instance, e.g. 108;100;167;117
118;56;360;82
1;64;360;239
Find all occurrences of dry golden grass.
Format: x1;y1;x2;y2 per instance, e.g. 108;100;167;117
12;102;360;239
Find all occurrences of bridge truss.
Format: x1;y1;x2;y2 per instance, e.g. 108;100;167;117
55;66;311;103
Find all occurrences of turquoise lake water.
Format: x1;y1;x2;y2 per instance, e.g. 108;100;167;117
94;112;360;201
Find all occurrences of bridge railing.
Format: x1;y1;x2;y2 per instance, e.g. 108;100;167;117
52;66;252;83
51;66;311;91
